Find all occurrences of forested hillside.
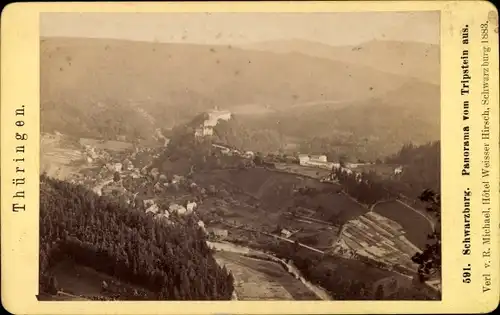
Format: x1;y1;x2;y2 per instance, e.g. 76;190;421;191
329;141;440;205
243;81;440;161
385;141;440;197
212;116;283;153
39;175;234;300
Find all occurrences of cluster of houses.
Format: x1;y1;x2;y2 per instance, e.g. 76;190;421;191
82;144;111;165
298;154;368;172
332;211;421;272
142;198;199;222
211;143;255;160
298;153;404;179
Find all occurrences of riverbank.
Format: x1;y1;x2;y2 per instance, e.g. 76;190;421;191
207;241;332;301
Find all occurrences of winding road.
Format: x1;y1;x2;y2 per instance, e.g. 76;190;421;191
394;199;435;231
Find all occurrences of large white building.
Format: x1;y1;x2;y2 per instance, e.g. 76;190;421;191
169;203;187;215
298;154;337;170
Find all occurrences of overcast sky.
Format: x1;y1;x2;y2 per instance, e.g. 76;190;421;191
40;11;439;46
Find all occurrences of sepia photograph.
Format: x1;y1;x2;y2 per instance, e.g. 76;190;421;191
38;11;442;301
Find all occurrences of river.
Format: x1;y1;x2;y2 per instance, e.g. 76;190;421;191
207;241;332;301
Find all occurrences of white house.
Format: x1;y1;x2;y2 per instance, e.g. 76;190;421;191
208;228;228;239
280;229;292;238
394;166;403;175
145;204;159;214
298;154;310;165
202;126;214;136
186;201;198;213
114;163;123;172
172;175;185;184
169;203;187;215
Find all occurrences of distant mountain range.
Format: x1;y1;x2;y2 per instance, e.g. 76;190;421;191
41;37;440;158
241;39;440;85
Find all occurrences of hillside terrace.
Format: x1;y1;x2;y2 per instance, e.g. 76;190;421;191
335;211;421;271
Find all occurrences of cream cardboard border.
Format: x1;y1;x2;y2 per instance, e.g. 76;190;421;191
1;1;499;314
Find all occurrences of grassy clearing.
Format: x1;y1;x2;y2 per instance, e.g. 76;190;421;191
274;163;331;179
290;229;338;249
194;168;366;225
79;138;133;152
41;134;86;180
49;259;155;299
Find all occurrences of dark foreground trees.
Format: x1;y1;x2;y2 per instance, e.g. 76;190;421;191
39;174;234;300
411;189;441;282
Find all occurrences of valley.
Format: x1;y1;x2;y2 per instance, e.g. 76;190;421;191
38;16;441;302
39;123;440;301
40;37;440;161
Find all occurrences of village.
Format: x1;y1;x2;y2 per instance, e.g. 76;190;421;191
40;107;434;292
39;101;440;301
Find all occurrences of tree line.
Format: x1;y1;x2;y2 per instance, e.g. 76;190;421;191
385;141;440;198
328;141;440;206
40;174;234;300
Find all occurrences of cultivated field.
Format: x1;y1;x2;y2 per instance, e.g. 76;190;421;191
79;138;133;152
290;229;339;249
41;134;86;180
214;251;319;300
373;201;434;249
